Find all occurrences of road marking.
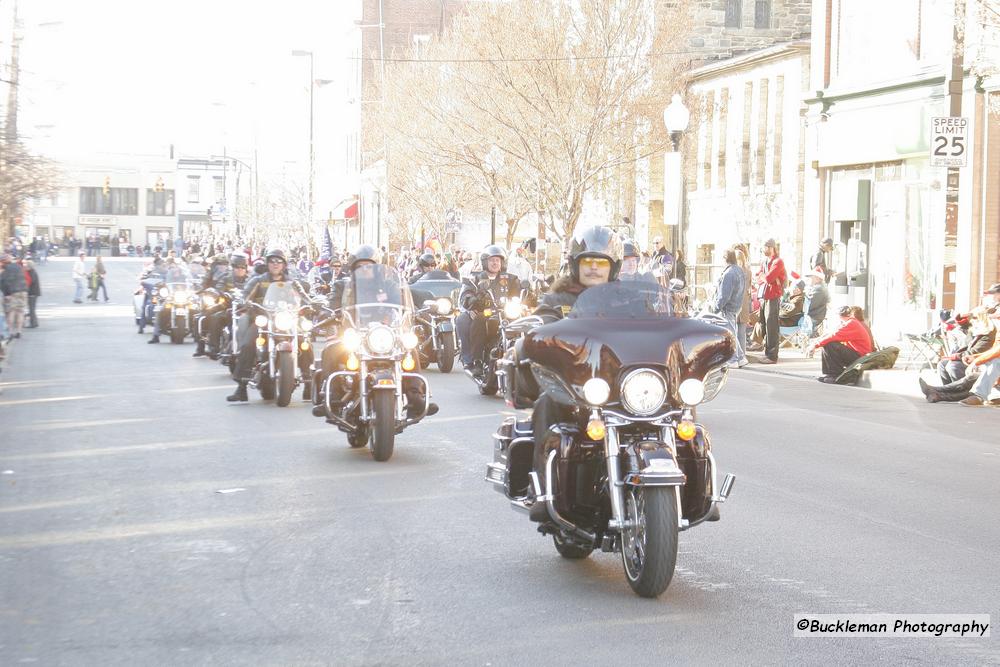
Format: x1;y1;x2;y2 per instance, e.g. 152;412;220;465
0;394;101;407
161;384;236;394
12;417;157;432
0;512;286;549
0;497;101;514
0;437;223;462
417;413;503;424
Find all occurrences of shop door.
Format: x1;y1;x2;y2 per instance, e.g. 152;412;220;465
869;181;906;344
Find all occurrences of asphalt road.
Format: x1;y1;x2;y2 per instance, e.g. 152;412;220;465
2;258;998;666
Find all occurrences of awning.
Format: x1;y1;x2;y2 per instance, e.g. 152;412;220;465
344;201;358;220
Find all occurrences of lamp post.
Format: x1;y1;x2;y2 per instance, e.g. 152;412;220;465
662;94;690;259
291;50;316;231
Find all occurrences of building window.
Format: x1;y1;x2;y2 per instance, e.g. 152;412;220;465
213;176;224;204
725;0;742;28
413;34;431;59
187;176;201;203
146;189;176;216
703;90;715;190
718;88;729;191
756;78;769;186
79;187;138;215
741;81;753;187
772;75;784;185
755;0;771;29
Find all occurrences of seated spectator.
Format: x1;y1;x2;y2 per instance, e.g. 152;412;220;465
804;270;829;330
937;311;995;384
808;306;874;383
778;280;806;327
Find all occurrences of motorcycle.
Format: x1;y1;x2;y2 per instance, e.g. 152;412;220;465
248;281;314;407
322;264;430;462
409;273;462;373
133;274;163;334
156;282;196;344
485;280;736;598
217;290;244;375
465;284;531;396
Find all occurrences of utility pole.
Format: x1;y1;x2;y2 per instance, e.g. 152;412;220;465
2;0;22;239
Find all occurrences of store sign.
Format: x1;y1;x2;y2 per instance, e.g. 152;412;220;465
79;216;116;225
930;117;968;167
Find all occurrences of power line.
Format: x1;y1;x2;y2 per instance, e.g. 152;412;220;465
347;48;715;64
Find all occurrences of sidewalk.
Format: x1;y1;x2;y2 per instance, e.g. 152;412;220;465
739;349;929;399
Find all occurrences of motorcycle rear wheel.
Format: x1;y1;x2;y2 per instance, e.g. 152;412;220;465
259;370;276;401
437;337;456;374
275;351;295;407
621;486;678;598
370;390;396;462
170;318;187;345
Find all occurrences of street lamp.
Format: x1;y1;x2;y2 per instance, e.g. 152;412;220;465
662;94;689;259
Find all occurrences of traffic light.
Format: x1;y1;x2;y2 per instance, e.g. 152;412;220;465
102;176;111;196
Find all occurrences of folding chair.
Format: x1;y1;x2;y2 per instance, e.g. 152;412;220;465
900;331;943;371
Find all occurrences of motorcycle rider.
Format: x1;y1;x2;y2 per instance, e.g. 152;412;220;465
458;244;521;375
149;257;191;344
196;254;249;359
408;252;439;284
226;249;314;402
510;226;623;518
312;245;438;419
307;256;338;296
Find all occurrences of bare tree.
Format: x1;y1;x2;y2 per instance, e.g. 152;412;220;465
375;0;693;246
0;134;62;239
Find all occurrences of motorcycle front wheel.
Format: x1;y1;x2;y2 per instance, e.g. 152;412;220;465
437;337;456;374
621;486;678;598
275;351;295;407
370;389;396;462
258;369;276;401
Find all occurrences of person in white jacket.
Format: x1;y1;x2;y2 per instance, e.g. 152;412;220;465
72;252;87;303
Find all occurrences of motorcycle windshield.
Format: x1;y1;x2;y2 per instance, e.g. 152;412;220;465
344;264;413;328
524;281;734;407
262;282;301;310
410;275;462;300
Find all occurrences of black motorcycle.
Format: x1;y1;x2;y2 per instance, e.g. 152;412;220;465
485;280;736;598
410;274;462;373
248;281;314;407
322;265;431;462
156;281;196;344
464;285;530;396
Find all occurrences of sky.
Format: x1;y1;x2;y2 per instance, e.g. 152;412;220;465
10;0;358;182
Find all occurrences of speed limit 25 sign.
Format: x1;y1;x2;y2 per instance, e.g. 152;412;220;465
931;116;968;167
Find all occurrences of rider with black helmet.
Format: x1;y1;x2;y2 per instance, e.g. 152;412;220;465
458;244;521;373
311;245;438;419
511;226;623;517
408;252;438;283
226;249;313;402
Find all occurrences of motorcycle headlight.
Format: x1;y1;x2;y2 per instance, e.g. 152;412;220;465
678;378;706;406
158;287;169;298
401;331;418;350
503;298;523;320
342;328;361;351
274;311;295;331
365;326;395;355
202;295;216;308
582;377;610;406
620;369;667;416
254;314;268;328
435;297;452;315
299;317;314;332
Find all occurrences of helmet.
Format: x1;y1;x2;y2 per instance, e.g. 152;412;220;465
569;226;623;282
347;244;381;271
418;252;437;269
211;253;229;266
479;245;506;274
265;248;286;263
622;239;640;259
230;252;248;269
253;258;267;275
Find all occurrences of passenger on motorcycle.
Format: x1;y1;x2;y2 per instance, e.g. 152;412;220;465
510;226;623;515
226;249;314;403
408;253;439;284
312;245;438;419
458;244;521;374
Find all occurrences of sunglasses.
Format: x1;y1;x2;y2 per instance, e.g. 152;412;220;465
267;258;285;264
580;257;611;270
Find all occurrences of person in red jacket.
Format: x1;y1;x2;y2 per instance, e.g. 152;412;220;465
808;306;874;382
756;238;786;364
